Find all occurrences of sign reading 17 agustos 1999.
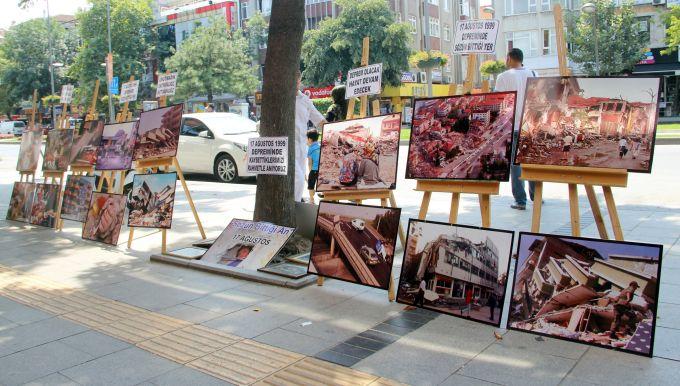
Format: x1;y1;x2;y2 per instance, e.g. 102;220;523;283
453;20;500;54
247;137;288;175
346;63;383;99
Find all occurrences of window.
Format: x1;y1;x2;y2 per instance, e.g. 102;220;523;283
181;118;209;137
443;24;451;41
408;15;417;34
504;0;538;15
445;61;452;73
429;17;440;38
395;12;402;22
637;16;651;44
505;30;538;58
459;0;470;17
541;0;551;11
542;28;556;55
240;1;248;20
428;0;439;5
444;0;450;12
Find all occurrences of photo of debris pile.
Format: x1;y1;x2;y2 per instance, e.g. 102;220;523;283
515;77;660;172
6;182;35;222
82;192;126;246
29;184;60;228
308;202;400;290
70;119;104;167
509;233;663;357
316;113;400;192
406;92;515;180
96;121;138;170
127;172;177;229
133;104;183;161
16;129;42;172
60;175;95;223
42;129;73;172
397;220;513;326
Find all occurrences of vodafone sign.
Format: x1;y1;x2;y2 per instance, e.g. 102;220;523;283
303;86;334;99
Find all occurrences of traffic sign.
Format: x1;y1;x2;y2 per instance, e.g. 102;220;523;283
109;76;119;95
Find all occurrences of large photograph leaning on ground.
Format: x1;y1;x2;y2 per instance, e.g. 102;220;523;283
316;113;401;192
508;233;663;357
397;220;513;327
514;77;660;172
308;202;400;290
406;92;516;181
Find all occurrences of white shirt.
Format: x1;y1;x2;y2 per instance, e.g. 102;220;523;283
563;136;573;145
419;280;426;291
294;91;324;201
494;67;536;132
618;138;628;147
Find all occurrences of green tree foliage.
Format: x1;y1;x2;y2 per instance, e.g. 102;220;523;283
662;6;680;55
245;11;269;61
70;0;153;102
0;18;75;108
566;1;646;76
301;0;411;87
165;17;258;103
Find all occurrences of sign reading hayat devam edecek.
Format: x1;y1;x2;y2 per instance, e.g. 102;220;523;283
247;137;288;175
60;84;74;104
453;19;500;54
156;72;178;97
119;80;140;104
345;63;383;99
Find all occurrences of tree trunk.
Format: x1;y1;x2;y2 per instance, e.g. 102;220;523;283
253;0;305;227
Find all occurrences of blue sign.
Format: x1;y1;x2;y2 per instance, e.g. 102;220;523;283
109;76;119;95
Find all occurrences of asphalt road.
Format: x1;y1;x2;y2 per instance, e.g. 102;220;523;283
337;220;391;287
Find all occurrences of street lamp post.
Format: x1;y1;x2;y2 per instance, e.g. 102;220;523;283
581;2;599;76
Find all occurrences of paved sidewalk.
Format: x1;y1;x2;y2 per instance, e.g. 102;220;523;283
0;144;679;385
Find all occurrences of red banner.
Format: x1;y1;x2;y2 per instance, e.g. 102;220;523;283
303;86;334;99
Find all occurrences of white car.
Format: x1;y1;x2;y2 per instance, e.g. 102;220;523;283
0;121;26;136
351;218;365;231
176;113;258;183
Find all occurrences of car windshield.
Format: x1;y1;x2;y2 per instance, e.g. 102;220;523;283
198;114;257;135
14;122;25;127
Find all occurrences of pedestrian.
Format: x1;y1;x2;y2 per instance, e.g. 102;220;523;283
325;85;348;123
488;293;498;321
464;287;473;315
415;279;426;307
631;139;641;159
562;133;573;157
295;70;326;202
306;129;320;204
610;281;639;339
618;137;628;159
494;48;537;210
205;104;214;112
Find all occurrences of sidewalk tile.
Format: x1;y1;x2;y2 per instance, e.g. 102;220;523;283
147;367;232;386
496;331;588;360
186;289;271;314
0;317;87;357
201;306;298;339
59;330;130;358
315;349;362;367
156;303;223;324
439;374;501;386
0;341;92;386
23;373;80;386
257;357;378;386
137;325;241;364
653;326;680;361
254;328;334;357
0;296;52;325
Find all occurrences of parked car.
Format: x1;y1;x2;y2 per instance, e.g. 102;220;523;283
359;246;380;265
0;121;26;136
351;218;365;231
175;112;258;183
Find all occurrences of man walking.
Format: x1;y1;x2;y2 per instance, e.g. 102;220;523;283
495;48;537;210
295;70;326;202
488;292;498;321
415;279;426;307
610;281;639;339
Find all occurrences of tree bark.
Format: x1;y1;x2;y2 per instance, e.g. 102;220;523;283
253;0;305;227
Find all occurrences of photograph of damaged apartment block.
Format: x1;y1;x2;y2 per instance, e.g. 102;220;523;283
509;233;663;357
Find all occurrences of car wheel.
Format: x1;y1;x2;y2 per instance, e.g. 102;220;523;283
214;153;239;183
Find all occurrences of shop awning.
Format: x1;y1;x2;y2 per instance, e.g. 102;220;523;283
633;63;680;75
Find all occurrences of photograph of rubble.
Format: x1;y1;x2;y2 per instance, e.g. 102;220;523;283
70;118;104;167
133;104;183;161
200;219;296;270
82;192;126;245
16;128;42;172
60;175;96;223
316;113;401;192
42;129;73;172
308;202;400;290
28;184;60;228
509;233;663;357
397;220;513;326
127;172;177;229
515;77;660;172
6;182;35;222
96;121;138;170
406;92;516;180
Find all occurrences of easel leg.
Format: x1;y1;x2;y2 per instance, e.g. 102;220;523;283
449;193;460;223
478;194;490;228
418;191;432;220
173;158;206;239
388;191;406;247
602;186;624;241
585;185;608;239
161;229;167;254
531;182;544;232
568;183;580;237
127;229;135;248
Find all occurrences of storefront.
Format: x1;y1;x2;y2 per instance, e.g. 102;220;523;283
633;47;680;119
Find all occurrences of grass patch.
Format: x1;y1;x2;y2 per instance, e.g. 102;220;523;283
658;123;680;131
400;128;411;141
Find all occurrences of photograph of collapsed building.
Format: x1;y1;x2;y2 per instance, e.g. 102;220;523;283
6;182;35;222
515;77;660;172
406;92;516;180
42;129;74;172
127;172;177;229
133;104;183;161
308;202;400;290
200;219;296;270
95;121;139;170
82;192;126;245
509;233;663;357
60;175;95;223
316;113;401;192
28;184;60;228
70;119;104;167
397;220;513;326
16;129;42;172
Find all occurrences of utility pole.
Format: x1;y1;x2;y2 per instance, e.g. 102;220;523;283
106;0;115;123
46;0;57;128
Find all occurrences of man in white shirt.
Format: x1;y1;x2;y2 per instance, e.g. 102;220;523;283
295;70;326;202
494;48;537;210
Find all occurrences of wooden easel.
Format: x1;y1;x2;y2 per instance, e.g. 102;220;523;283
126;87;206;253
19;89;39;184
521;4;627;240
46;85;70;229
316;37;402;302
